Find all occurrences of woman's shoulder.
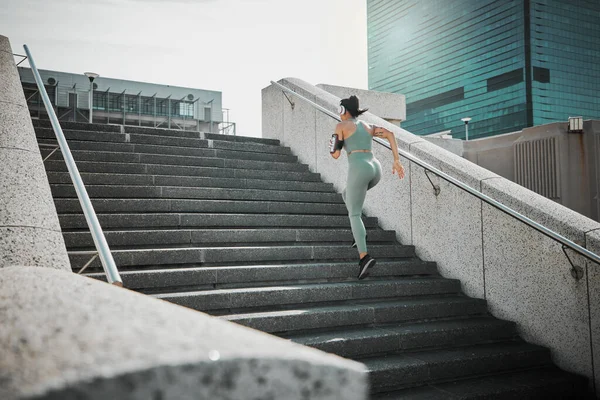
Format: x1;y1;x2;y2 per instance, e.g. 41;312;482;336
357;120;373;130
336;120;355;129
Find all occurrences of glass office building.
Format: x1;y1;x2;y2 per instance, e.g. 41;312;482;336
367;0;600;139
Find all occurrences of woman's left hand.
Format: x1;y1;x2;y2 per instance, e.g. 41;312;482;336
392;160;405;179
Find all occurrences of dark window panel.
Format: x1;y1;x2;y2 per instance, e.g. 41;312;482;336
533;66;550;83
407;87;465;114
487;69;525;92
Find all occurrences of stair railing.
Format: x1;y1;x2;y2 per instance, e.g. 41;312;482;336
24;45;123;287
270;80;600;278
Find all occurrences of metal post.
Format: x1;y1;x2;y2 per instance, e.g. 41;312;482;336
106;87;111;124
193;98;200;132
167;95;172;129
461;117;471;141
210;101;213;133
121;90;126;125
138;91;142;126
153;94;157;128
88;80;93;122
84;72;98;123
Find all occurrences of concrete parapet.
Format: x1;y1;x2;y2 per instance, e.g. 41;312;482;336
317;84;406;125
263;77;600;396
0;266;368;400
0;35;69;270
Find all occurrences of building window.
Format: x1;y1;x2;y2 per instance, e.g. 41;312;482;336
406;87;465;114
487;69;524;92
125;95;138;113
533;67;550;83
93;91;107;110
141;97;154;115
108;93;123;111
178;102;194;117
156;99;168;116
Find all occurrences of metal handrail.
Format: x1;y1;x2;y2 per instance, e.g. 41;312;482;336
24;45;123;286
270;80;600;272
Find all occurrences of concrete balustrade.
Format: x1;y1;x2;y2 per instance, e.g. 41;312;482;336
263;77;600;395
0;266;367;400
0;35;70;270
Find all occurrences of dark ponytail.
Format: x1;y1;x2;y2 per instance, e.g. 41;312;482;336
340;95;368;118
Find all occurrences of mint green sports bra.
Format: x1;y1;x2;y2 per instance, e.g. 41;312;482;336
344;120;373;153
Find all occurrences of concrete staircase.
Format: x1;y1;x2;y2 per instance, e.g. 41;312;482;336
34;120;588;399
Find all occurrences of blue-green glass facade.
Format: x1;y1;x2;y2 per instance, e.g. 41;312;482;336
530;0;600;126
367;0;600;139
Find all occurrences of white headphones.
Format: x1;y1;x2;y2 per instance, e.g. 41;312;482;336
339;104;346;116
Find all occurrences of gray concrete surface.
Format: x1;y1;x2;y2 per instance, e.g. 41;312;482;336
0;266;368;400
317;84;406;125
0;35;69;270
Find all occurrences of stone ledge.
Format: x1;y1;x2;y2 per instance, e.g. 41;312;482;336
0;266;367;400
317;84;406;122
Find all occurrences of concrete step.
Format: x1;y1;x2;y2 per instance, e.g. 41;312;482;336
363;341;551;394
50;184;343;204
282;317;517;359
222;296;488;333
55;198;348;215
30;120;280;145
84;260;438;291
68;244;416;270
35;128;288;154
44;160;322;182
204;132;280;146
40;139;297;163
154;278;461;312
58;212;378;230
371;367;588;399
121;125;280;145
46;172;335;193
47;150;307;172
63;228;395;249
33;119;121;132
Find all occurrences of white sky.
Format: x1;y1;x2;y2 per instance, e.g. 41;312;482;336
0;0;368;137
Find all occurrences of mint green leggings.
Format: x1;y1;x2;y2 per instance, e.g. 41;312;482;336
342;152;382;253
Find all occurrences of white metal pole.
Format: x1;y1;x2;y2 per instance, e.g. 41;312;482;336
89;80;93;123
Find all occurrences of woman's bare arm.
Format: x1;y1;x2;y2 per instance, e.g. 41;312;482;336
372;125;405;179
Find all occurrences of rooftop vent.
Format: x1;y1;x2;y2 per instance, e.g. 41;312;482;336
567;116;583;133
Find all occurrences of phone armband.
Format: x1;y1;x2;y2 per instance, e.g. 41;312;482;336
329;134;344;153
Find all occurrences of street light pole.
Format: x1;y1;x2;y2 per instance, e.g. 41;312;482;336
461;117;472;141
206;99;214;133
84;72;99;123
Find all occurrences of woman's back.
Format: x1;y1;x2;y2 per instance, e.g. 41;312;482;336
344;120;372;153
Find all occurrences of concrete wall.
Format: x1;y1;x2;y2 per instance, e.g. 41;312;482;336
263;77;600;396
0;35;70;270
317;84;406;126
432;121;600;222
0;266;368;400
423;137;464;157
